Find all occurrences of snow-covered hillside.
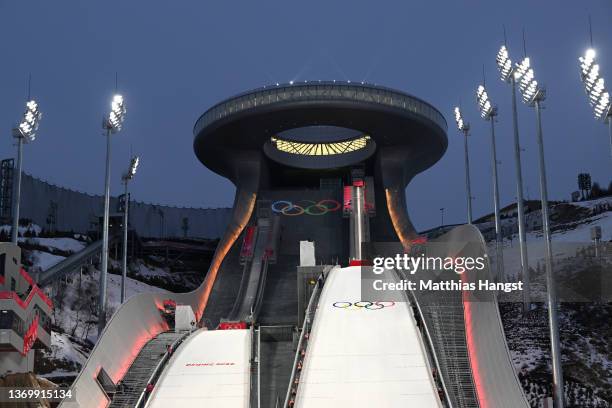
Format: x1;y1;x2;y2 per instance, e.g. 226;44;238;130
35;266;168;384
24;237;87;253
483;197;612;407
13;230;176;385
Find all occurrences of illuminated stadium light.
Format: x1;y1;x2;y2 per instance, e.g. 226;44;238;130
104;94;127;133
579;48;612;121
120;155;139;304
17;100;42;142
475;79;504;289
124;155;140;180
453;106;469;131
99;93;128;335
514;57;545;105
476;85;495;119
494;43;529;300
453;106;473;224
516;52;565;408
579;48;612;158
496;45;514;82
10;99;43;244
270;135;371;156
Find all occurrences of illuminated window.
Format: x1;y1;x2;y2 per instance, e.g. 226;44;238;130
270;135;371;156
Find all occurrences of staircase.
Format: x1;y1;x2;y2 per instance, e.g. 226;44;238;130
108;331;183;408
415;289;480;408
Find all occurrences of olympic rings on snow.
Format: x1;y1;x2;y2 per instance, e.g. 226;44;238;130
332;301;396;310
271;199;341;216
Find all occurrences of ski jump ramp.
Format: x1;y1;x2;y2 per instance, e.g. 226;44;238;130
145;329;251;408
294;266;441;408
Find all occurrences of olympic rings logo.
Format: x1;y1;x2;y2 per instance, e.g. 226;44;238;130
271;200;341;216
332;301;396;310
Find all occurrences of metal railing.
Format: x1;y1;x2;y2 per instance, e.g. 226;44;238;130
250;323;259;408
283;273;325;408
252;258;269;320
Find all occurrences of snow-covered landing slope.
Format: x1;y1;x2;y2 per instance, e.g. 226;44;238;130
294;266;441;408
146;329;251;408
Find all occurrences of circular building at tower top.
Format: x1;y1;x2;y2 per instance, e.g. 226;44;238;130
193;81;448;184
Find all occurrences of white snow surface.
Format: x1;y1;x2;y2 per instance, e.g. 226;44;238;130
23;237;87;253
29;250;66;270
487;198;611;280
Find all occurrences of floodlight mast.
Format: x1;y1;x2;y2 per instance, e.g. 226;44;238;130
120;155;139;304
496;45;530;311
579;48;612;157
98;94;126;336
515;55;565;408
10;100;42;244
476;85;504;281
453;107;473;224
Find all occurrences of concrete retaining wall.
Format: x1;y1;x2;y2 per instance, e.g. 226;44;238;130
16;173;231;239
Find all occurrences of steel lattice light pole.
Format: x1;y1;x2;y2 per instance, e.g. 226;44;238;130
515;55;565;408
98;94;127;336
453;107;473;224
496;45;530;308
579;48;612;157
121;155;139;304
476;85;504;281
10;100;42;244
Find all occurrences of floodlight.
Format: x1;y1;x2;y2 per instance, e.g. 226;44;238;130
476;85;494;118
10;99;43;244
125;156;139;179
17;99;42;141
514;57;544;105
99;92;129;334
105;94;126;133
120;154;139;304
453;106;473;223
493;43;529;314
496;45;513;82
515;52;565;408
579;49;612;121
453;106;469;131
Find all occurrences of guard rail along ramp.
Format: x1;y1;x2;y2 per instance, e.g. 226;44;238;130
37;235;119;286
228;215;279;322
291;265;442;407
283;270;326;407
59;189;257;408
145;328;251;407
411;224;530;408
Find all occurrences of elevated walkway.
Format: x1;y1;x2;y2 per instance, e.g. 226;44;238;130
37;235;119;286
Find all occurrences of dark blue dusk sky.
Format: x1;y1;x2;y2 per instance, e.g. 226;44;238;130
0;1;610;231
